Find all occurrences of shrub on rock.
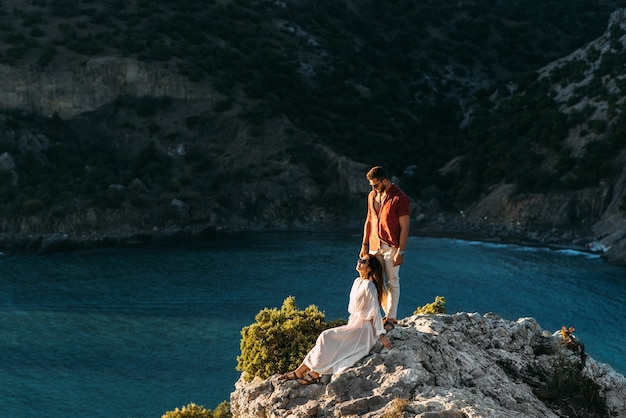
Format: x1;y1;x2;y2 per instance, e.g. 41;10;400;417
162;401;230;418
237;296;335;380
414;295;446;314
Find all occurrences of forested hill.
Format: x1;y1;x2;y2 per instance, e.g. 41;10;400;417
0;0;625;264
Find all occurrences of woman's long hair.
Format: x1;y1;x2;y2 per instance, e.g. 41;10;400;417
367;256;386;307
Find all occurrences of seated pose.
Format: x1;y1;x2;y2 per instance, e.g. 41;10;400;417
280;255;392;385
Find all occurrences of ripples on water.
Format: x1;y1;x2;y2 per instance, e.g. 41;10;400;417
1;232;624;418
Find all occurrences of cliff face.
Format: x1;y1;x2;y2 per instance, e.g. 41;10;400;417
230;313;626;418
0;57;212;118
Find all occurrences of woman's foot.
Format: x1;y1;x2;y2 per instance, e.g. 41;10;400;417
279;370;302;381
297;371;320;385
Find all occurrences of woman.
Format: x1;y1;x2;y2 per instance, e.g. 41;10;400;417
280;254;392;385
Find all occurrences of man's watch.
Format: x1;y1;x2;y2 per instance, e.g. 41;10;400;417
397;249;406;256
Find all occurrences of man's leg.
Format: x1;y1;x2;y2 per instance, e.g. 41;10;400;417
381;244;400;321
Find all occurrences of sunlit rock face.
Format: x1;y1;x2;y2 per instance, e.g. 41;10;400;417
0;57;211;118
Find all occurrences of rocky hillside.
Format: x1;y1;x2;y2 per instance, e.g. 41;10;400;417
0;1;624;265
450;9;626;265
230;313;626;418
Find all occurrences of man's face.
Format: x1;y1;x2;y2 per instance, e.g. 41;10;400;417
369;179;386;192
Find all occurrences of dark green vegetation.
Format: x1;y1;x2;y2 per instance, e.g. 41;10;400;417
0;0;624;229
532;359;609;418
496;355;610;417
0;100;184;218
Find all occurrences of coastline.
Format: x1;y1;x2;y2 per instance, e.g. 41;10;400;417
414;228;596;254
0;219;606;260
410;221;602;254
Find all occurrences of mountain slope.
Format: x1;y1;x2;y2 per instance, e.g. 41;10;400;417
0;1;624;263
449;9;626;263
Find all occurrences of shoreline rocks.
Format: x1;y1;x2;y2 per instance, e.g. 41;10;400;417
0;201;622;266
0;223;218;254
0;216;616;262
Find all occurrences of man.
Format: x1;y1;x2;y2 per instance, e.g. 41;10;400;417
359;166;410;330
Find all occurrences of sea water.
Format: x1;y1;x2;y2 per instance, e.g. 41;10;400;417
1;231;624;417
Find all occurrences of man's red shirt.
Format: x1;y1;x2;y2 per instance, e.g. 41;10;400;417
366;184;410;249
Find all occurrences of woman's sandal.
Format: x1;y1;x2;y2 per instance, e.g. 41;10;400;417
384;320;395;331
297;371;320;386
279;371;301;381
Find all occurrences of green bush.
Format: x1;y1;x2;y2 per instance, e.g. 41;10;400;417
136;96;173;117
533;358;608;417
414;296;446;315
51;0;79;17
92;188;125;209
162;401;231;418
22;198;46;214
37;44;56;68
236;296;330;381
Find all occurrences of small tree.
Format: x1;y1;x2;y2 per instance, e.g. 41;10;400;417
22;198;46;215
162;401;231;418
414;296;446;314
236;296;328;381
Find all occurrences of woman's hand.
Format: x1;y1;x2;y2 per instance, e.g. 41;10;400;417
380;335;392;349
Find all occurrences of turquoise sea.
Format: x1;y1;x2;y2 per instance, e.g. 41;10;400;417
1;231;625;417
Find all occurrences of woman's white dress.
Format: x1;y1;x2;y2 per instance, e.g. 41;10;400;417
302;277;386;375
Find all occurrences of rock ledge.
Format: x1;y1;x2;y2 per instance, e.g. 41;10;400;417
230;313;626;418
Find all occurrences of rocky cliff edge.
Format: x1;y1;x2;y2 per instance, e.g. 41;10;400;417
230;313;626;418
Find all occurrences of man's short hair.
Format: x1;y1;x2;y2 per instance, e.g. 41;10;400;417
366;166;387;181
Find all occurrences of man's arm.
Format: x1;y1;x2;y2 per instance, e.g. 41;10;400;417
393;215;410;265
398;215;410;251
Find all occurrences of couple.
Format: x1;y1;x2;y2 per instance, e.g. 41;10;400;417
281;165;410;386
